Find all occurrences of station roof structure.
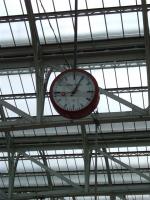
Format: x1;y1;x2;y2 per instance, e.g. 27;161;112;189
1;0;150;200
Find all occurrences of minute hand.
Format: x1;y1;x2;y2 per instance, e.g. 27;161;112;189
71;76;84;96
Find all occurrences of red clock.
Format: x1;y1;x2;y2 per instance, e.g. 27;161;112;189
49;69;99;119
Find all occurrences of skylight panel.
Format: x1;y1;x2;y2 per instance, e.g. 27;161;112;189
0;23;15;47
10;22;30;46
122;12;140;36
0;0;7;16
26;98;36;116
140;67;148;86
89;15;107;39
120;0;141;6
78;16;91;40
0;75;12;94
131;92;147;108
4;0;24;16
115;68;129;88
103;0;119;7
127;67;142;87
31;0;54;13
57;18;74;42
106;14;123;38
53;0;71;11
86;0;103;8
103;69;117;88
20;73;35;93
7;74;23;94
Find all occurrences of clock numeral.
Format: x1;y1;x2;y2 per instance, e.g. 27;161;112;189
86;98;91;101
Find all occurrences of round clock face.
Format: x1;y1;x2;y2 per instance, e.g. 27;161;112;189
49;69;99;119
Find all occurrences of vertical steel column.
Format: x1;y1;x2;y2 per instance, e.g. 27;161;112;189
81;125;92;193
142;0;150;110
25;0;44;121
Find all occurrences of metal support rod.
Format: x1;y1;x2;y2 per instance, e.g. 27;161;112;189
73;0;78;69
2;111;150;131
12;184;150;199
25;0;44;121
102;148;115;200
0;99;34;121
142;0;150;110
81;125;91;193
39;151;53;190
0;107;11;200
98;149;150;182
100;87;146;115
19;151;83;191
8;153;20;200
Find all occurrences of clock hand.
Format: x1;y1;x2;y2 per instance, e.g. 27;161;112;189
71;76;84;96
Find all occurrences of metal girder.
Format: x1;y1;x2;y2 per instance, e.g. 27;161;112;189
102;148;125;200
39;151;53;190
1;130;150;151
0;5;147;23
25;0;45;121
142;0;150;109
0;86;148;101
0;111;150;132
19;151;83;191
0;99;34;122
99;150;150;182
0;108;9;200
0;37;145;70
81;125;91;193
100;88;146;115
11;184;150;199
8;153;20;200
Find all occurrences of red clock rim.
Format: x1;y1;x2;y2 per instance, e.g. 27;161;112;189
49;69;100;119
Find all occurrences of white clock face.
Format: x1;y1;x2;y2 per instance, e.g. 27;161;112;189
52;70;96;111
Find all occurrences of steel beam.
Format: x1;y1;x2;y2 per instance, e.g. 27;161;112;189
1;130;150;155
0;107;9;200
0;86;148;101
25;0;44;121
0;5;148;23
0;99;34;122
19;151;83;191
99;150;150;182
81;125;91;193
0;111;150;132
0;37;145;70
100;88;146;115
142;0;150;109
11;184;150;199
39;151;53;190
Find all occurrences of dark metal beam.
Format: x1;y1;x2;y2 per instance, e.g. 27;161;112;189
0;86;148;100
25;0;45;121
10;184;150;199
0;5;148;23
0;37;145;70
0;111;150;132
19;151;83;191
1;130;150;151
142;0;150;109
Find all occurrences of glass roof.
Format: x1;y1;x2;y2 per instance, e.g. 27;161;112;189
1;0;150;200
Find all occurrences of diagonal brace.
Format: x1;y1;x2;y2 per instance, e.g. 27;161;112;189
0;99;34;121
99;149;150;182
19;151;83;191
100;87;146;115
